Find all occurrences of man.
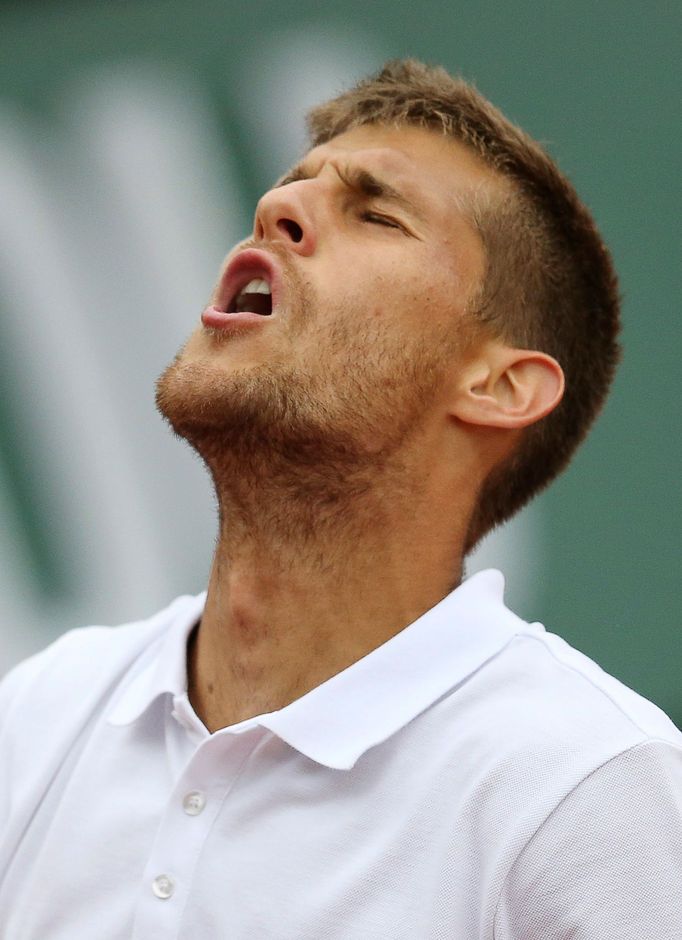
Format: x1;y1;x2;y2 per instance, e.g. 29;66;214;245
1;58;680;938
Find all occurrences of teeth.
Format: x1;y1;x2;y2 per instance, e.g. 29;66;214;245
239;278;271;296
232;275;273;315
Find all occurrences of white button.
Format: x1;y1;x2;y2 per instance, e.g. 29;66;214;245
152;874;175;899
182;790;206;816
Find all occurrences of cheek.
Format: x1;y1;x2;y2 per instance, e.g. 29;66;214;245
364;273;429;322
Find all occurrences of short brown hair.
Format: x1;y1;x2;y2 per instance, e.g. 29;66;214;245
307;59;621;552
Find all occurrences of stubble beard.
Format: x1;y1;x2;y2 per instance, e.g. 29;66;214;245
155;279;461;547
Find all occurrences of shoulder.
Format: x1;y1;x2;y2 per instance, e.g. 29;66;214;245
0;593;205;737
499;626;682;746
440;613;682;879
0;593;206;850
475;623;682;800
448;611;681;783
490;622;682;812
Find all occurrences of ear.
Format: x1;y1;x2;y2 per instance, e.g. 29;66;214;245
452;344;564;430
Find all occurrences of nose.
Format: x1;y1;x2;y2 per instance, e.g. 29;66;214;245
253;183;316;256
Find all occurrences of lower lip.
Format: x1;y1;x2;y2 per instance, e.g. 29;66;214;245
201;305;272;330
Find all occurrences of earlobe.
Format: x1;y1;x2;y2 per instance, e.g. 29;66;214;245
454;347;565;430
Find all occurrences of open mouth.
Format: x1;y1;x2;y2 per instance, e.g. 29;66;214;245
202;248;282;331
228;277;272;316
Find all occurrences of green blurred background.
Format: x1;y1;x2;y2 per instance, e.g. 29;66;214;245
0;0;679;724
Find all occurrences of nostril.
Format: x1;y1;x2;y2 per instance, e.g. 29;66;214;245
278;218;303;243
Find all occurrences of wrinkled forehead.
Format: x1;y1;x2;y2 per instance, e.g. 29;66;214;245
299;124;499;220
303;131;424;182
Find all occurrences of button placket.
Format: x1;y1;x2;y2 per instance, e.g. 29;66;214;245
132;731;264;939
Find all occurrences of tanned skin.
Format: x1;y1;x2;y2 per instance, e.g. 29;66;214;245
156;125;564;732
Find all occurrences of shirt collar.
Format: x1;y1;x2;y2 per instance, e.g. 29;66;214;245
106;593;204;729
107;570;533;770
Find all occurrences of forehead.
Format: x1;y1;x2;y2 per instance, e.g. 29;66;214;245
300;123;496;218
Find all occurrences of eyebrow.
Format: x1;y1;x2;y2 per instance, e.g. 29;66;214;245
275;163;426;222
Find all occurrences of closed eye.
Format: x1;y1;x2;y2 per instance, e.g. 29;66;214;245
360;211;402;230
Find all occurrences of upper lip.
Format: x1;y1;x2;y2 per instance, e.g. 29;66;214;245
215;248;282;314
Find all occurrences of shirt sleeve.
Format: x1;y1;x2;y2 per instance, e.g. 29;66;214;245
494;738;682;940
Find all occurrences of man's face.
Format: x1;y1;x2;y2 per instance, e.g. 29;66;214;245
156;124;494;469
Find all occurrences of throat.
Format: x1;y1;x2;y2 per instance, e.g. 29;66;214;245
187;579;349;731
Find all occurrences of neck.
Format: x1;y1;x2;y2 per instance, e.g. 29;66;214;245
188;440;473;732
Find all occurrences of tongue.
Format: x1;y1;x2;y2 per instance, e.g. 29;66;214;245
235;292;272;315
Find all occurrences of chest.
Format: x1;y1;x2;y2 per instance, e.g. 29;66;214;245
0;711;507;940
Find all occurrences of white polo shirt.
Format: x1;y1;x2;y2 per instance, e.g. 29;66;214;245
1;569;681;939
